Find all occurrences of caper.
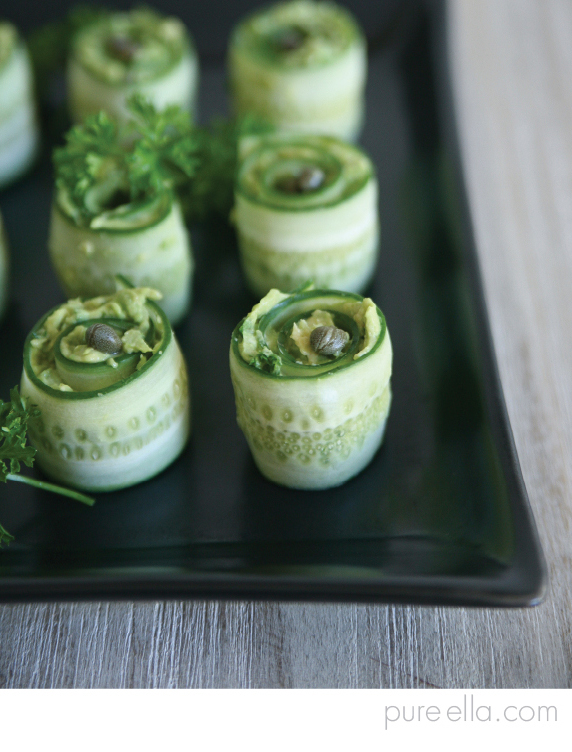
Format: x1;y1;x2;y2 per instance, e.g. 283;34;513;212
105;35;140;63
274;25;307;51
85;323;123;355
310;326;349;356
275;175;301;194
297;167;325;192
275;167;325;194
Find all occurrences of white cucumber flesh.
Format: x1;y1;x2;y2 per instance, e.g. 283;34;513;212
49;199;193;325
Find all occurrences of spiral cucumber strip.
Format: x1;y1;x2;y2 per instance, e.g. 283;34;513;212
229;0;366;140
230;287;392;489
20;285;190;492
235;133;378;296
49;193;193;325
67;9;198;124
0;211;9;321
0;24;39;188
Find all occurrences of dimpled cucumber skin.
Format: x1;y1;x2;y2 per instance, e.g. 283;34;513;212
21;335;190;492
49;201;193;325
230;333;392;490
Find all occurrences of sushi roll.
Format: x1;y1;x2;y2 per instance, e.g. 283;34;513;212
49;99;195;325
234;132;378;296
230;284;392;489
20;282;190;491
68;8;198;125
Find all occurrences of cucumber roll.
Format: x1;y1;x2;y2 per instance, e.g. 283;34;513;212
49;97;196;325
230;286;392;489
0;23;39;188
0;210;8;320
234;133;378;296
68;8;198;125
229;0;366;141
20;284;190;492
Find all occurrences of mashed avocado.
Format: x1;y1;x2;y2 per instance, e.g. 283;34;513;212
30;287;163;391
238;287;381;375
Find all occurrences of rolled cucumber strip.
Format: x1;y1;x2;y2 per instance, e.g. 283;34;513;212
0;210;8;321
49;192;193;325
230;286;392;489
234;133;378;296
229;0;366;141
0;24;39;188
67;8;198;124
20;285;190;492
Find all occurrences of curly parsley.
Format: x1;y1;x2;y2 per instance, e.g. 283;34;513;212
0;387;94;548
53;93;199;226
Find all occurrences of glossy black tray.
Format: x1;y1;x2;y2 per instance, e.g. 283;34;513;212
0;0;546;605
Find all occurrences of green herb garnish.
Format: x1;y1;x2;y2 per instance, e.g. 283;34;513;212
181;114;273;223
0;386;94;548
54;93;199;225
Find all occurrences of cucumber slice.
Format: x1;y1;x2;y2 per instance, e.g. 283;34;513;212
20;287;190;492
234;133;379;296
0;211;8;322
230;287;392;489
68;9;198;124
49;194;193;326
0;25;39;188
229;0;366;140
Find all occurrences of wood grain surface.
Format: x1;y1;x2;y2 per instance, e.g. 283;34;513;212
2;0;572;688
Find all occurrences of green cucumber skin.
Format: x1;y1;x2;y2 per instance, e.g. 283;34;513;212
21;332;190;492
67;49;198;125
0;45;39;188
230;332;392;490
49;200;193;326
229;39;365;141
235;177;378;296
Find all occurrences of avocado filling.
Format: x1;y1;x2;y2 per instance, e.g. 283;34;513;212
238;134;373;211
29;287;164;392
73;9;188;85
238;287;381;376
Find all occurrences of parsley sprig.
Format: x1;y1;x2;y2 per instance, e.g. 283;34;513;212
0;387;94;548
53;94;199;225
181;114;273;223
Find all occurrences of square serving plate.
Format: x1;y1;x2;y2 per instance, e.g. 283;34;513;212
0;0;546;605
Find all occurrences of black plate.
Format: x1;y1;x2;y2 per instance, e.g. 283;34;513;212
0;0;546;605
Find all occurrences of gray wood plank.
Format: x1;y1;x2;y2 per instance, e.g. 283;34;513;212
2;0;572;688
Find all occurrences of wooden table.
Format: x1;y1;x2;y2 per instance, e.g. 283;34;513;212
1;0;571;688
